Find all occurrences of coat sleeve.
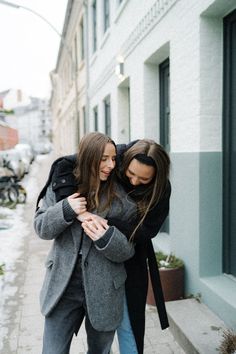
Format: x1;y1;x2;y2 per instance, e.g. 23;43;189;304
94;226;135;263
34;184;75;240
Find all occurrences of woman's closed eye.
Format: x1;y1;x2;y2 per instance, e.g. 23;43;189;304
101;156;116;162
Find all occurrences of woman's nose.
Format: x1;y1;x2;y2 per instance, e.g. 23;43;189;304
130;177;140;186
107;159;115;169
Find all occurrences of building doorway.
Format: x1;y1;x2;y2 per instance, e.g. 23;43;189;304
159;58;170;233
223;9;236;277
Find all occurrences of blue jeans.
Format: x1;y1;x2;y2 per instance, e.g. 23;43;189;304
42;258;115;354
117;296;138;354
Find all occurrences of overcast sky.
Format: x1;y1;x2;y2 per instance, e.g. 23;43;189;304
0;0;68;98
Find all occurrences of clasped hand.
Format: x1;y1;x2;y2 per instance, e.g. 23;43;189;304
79;212;109;241
67;193;87;215
67;193;109;241
82;217;109;241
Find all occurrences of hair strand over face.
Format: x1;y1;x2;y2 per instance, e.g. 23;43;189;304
73;132;117;211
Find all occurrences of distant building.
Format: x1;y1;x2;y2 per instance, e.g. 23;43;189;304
0;89;20;149
0;120;18;150
50;0;86;156
15;97;52;150
0;88;30;130
0;89;52;151
0;88;30;110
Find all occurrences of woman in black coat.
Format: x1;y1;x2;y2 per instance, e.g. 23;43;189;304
113;139;171;354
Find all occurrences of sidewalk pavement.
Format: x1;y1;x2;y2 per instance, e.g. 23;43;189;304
0;153;185;354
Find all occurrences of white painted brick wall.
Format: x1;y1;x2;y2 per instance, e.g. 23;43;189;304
88;0;235;151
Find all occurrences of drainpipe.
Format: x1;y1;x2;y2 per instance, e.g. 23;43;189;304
83;0;90;133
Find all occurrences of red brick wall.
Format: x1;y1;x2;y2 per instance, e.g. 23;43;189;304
0;124;19;150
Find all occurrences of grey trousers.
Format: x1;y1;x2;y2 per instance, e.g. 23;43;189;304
42;257;115;354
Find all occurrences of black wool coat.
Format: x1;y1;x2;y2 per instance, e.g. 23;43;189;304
113;143;171;353
116;185;171;353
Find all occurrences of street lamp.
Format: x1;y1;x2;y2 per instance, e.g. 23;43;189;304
0;0;63;39
0;0;80;145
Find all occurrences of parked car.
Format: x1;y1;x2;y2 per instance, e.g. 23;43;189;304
0;149;25;179
13;143;34;173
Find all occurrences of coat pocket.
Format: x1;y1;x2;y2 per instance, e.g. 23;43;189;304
113;271;127;290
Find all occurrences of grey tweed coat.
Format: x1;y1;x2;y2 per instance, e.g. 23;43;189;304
34;183;136;332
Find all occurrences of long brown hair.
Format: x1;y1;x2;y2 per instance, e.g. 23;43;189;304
73;132;117;212
121;139;170;238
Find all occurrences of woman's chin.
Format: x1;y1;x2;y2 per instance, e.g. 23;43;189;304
100;175;109;181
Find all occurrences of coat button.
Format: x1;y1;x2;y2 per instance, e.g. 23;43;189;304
52;182;57;187
84;261;88;267
61;178;66;183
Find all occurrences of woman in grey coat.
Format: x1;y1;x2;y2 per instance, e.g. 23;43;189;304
34;132;137;354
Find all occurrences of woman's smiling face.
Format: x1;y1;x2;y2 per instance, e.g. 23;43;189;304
99;143;116;181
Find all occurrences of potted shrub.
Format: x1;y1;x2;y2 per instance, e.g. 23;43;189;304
147;251;184;305
219;329;236;354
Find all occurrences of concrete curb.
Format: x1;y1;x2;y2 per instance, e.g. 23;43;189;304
166;299;226;354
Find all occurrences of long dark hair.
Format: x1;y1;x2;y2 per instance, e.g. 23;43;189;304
73;132;117;212
120;139;170;237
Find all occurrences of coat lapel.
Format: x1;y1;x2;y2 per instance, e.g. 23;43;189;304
70;219;94;260
82;232;92;260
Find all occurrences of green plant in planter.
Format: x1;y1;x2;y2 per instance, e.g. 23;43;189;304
155;251;184;269
147;251;185;304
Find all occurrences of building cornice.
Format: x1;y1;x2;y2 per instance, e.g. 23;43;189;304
121;0;179;59
89;0;179;98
